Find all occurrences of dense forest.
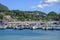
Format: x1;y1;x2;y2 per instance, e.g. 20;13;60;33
0;3;60;21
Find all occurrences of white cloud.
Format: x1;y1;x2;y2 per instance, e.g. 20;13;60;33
37;5;43;8
37;4;50;8
45;0;59;3
31;6;37;8
32;0;60;8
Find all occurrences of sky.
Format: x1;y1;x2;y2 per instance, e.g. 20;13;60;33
0;0;60;13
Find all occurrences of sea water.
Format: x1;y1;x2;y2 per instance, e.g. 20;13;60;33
0;29;60;40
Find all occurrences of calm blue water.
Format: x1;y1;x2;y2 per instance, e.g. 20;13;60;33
0;29;60;40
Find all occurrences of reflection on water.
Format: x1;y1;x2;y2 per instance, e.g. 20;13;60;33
0;29;60;40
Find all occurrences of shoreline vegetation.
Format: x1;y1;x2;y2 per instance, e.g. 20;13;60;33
0;3;60;30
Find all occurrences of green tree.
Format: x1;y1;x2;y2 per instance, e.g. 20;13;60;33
0;3;9;12
58;13;60;21
47;11;58;21
0;15;3;19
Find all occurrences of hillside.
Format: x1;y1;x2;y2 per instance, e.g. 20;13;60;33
0;3;60;21
0;3;9;11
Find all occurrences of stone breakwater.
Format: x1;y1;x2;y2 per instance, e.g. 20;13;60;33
0;21;60;30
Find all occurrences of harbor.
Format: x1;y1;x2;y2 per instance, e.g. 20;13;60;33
0;21;60;30
0;0;60;40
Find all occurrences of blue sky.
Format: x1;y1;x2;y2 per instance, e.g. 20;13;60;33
0;0;60;13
